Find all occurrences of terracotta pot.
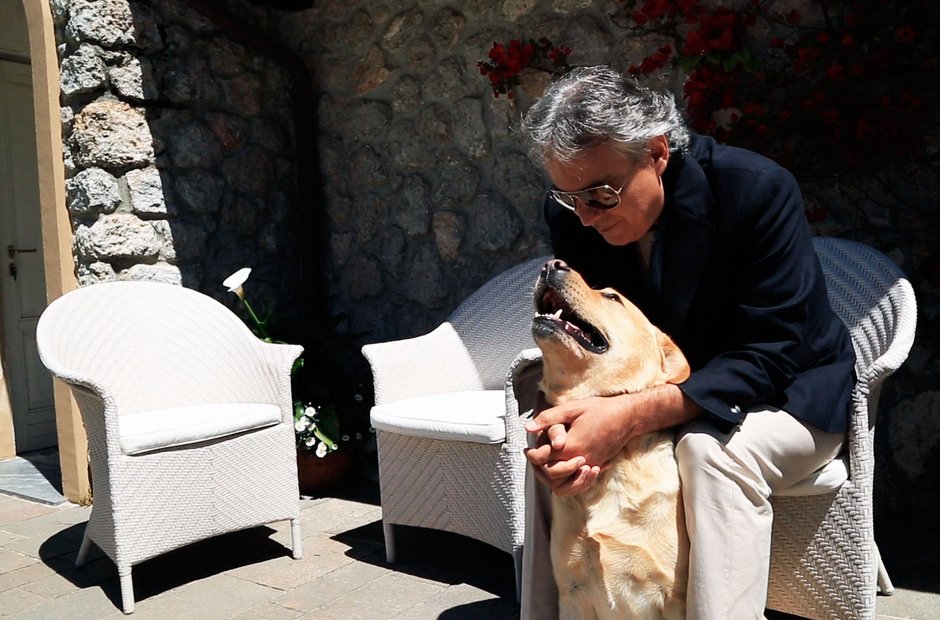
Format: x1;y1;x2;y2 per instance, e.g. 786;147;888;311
296;448;354;495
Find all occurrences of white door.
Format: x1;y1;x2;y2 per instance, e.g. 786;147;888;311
0;58;56;452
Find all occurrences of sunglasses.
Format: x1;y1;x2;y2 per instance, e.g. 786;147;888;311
549;176;629;212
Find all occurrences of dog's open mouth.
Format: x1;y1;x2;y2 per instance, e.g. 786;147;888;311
534;287;609;353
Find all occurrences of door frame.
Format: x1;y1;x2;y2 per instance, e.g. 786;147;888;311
0;0;86;504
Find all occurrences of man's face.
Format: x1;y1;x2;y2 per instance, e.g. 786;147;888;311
544;138;668;246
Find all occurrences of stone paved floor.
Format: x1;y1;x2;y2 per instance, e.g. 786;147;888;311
0;479;519;619
0;477;936;619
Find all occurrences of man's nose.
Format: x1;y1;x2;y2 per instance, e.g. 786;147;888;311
573;202;601;226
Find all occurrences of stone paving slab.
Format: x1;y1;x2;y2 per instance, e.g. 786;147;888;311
0;558;61;594
877;589;940;620
0;493;59;525
0;453;66;507
0;480;937;619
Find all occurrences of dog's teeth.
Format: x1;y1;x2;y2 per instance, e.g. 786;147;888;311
552;308;563;319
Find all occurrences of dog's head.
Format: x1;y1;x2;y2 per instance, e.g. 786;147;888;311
532;259;690;404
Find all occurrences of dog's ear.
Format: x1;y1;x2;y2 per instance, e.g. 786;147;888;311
659;331;690;384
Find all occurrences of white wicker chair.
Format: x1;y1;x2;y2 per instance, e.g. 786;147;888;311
361;256;549;599
766;236;916;619
36;281;304;614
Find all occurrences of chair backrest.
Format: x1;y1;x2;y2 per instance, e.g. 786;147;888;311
36;281;274;415
813;237;917;383
446;255;549;389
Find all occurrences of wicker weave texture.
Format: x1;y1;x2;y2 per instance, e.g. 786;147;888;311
375;431;525;555
36;281;304;614
363;256;549;596
362;257;547;405
766;237;916;619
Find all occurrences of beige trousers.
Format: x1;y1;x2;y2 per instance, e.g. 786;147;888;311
520;407;845;620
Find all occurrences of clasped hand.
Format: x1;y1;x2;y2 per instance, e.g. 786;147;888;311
524;392;633;496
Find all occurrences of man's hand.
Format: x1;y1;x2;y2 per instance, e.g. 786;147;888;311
524;394;635;496
524;384;701;497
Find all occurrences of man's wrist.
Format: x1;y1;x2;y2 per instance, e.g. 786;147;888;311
626;383;702;437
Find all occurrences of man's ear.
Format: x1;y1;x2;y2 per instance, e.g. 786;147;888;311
659;331;690;384
650;135;670;175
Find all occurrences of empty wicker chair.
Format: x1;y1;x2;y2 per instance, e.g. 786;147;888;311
362;256;549;599
766;236;916;619
36;281;304;614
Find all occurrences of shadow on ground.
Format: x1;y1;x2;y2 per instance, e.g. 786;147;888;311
17;448;64;495
878;526;940;594
38;522;295;610
328;475;518;601
334;518;518;601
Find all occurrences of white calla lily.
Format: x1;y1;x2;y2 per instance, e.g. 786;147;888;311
223;268;252;299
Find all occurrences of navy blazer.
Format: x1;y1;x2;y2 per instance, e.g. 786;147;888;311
545;134;855;433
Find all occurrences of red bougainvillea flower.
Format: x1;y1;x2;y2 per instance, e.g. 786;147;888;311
826;63;846;80
895;26;917;43
478;37;572;98
629;44;673;75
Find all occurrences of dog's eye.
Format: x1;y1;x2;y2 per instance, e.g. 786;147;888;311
602;292;623;304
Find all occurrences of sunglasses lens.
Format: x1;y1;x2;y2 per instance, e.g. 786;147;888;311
550;191;578;210
583;187;619;209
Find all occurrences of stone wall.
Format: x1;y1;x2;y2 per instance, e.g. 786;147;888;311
272;1;663;342
52;0;301;319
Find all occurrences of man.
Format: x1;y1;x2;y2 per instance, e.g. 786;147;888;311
519;66;856;619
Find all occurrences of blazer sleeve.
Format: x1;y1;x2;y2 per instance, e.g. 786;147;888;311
678;165;824;427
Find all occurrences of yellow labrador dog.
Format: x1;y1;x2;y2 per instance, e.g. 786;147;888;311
532;258;690;620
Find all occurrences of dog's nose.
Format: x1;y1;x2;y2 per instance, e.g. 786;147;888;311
542;259;570;276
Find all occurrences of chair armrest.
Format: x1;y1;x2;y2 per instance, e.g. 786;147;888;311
857;277;917;412
362;322;490;404
846;277;917;480
504;348;543;449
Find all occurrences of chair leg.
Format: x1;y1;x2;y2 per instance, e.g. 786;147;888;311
75;531;92;567
290;518;303;560
383;521;396;563
874;543;895;596
119;567;135;614
513;547;524;603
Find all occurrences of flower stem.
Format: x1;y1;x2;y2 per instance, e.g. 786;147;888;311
240;298;270;341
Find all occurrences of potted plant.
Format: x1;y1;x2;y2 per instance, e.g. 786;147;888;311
223;268;369;495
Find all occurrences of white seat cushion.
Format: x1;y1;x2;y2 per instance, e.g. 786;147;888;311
773;456;848;497
370;390;506;444
119;403;282;455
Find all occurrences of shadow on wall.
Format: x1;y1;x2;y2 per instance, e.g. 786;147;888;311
57;0;314;338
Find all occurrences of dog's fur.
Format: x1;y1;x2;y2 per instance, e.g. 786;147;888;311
532;259;690;620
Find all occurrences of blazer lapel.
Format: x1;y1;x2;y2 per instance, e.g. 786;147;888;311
649;151;717;336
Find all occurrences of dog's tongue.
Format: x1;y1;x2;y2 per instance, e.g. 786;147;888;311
563;321;588;340
550;308;589;341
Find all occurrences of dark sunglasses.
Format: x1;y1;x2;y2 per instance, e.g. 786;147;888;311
548;176;629;212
